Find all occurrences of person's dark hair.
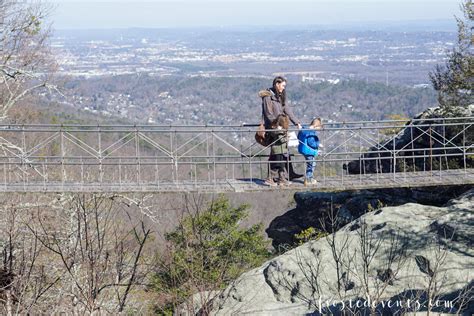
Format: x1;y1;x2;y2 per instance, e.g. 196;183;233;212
271;114;289;130
271;76;287;107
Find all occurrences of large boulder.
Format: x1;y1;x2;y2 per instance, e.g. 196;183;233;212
210;189;474;315
266;185;473;249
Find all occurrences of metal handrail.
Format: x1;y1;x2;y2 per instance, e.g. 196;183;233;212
0;117;472;192
0;115;471;128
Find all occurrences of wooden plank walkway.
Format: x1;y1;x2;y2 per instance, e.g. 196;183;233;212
1;169;473;193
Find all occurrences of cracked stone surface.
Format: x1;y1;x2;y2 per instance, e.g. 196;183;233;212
266;185;473;248
210;189;474;315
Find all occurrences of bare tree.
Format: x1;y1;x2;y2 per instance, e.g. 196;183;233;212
0;0;57;120
264;203;412;316
28;193;152;314
0;0;60;185
0;196;61;315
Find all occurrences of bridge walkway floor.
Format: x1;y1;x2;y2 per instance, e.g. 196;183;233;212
1;169;473;193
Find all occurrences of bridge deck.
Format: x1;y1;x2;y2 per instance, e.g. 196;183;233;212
0;119;472;193
2;169;473;193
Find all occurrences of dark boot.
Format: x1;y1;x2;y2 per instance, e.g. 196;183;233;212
278;170;290;186
288;159;303;180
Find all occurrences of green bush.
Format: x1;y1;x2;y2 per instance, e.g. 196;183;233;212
152;195;270;314
294;227;328;245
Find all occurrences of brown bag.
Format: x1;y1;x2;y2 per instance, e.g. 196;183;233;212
255;123;270;146
255;94;273;146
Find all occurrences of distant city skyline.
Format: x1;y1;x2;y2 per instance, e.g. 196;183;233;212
48;0;462;30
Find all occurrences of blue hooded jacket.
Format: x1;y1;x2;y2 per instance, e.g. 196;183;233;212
297;126;320;156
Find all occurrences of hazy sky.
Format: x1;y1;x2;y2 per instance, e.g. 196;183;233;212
48;0;462;29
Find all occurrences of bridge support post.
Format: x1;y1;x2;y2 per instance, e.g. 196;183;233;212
60;126;65;191
393;136;396;181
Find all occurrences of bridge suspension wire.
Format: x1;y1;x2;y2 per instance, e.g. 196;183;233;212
0;117;472;192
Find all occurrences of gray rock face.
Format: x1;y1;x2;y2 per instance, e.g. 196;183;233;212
266;185;473;249
345;105;474;175
211;189;474;315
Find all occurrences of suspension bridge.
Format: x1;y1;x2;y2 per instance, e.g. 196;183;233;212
0;116;472;193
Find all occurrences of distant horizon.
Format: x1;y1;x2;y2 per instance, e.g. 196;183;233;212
48;1;462;30
51;19;459;33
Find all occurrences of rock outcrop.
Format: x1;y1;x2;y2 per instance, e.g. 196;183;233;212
210;189;474;315
345;105;474;174
266;185;473;249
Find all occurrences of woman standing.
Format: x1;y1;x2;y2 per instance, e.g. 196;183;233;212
259;76;303;180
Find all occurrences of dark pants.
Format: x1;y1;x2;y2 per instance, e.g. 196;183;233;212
269;154;287;172
286;154;300;177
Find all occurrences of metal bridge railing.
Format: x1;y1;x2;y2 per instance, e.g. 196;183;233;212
0;116;472;192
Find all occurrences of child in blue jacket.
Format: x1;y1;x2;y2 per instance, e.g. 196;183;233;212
297;118;322;186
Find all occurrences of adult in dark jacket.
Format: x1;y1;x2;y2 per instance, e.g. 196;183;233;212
259;76;302;130
258;76;303;180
